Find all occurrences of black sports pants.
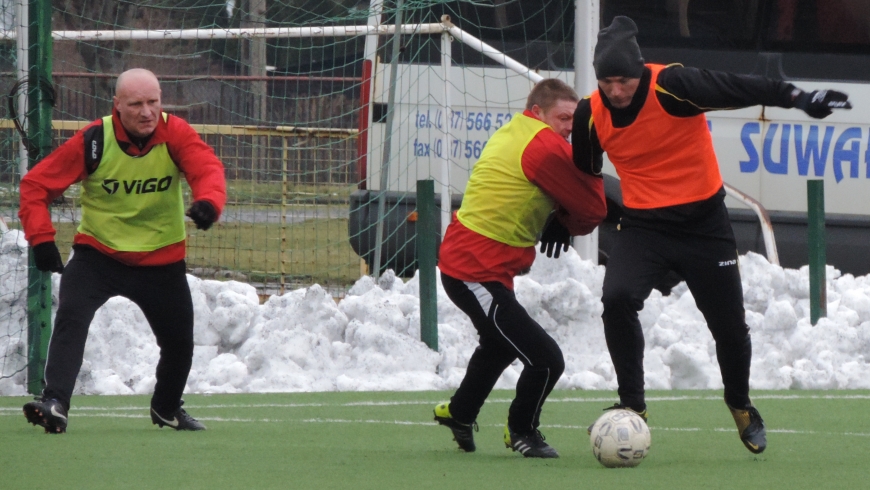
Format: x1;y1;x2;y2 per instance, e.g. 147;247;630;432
441;272;565;433
601;223;752;411
42;245;194;414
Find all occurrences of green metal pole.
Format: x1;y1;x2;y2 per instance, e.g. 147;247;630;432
807;180;826;325
26;0;54;395
417;180;438;351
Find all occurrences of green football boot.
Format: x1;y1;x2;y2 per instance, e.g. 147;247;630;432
434;402;477;452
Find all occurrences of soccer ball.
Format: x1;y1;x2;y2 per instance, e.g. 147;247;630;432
589;409;651;468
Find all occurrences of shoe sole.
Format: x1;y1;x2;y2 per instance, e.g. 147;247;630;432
519;451;559;458
23;404;67;434
152;422;207;431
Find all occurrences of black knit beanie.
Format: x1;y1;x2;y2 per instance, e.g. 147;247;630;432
593;16;644;79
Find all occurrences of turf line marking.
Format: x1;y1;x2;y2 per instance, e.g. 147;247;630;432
2;393;869;413
751;394;870;400
6;411;870;437
551;394;870;403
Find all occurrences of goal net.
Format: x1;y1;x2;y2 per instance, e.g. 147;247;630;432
0;0;576;387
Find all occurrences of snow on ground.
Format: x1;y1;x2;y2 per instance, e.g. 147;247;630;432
2;227;869;397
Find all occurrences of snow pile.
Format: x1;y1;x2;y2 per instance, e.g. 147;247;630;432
1;226;869;397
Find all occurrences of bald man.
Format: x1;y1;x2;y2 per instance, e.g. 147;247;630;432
18;68;226;433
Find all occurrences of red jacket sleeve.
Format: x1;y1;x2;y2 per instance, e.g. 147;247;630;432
522;128;607;236
166;116;227;218
17;121;97;246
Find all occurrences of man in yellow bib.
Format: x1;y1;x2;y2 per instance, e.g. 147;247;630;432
18;68;226;433
433;79;607;457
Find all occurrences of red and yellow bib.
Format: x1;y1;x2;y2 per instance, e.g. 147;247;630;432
457;114;555;248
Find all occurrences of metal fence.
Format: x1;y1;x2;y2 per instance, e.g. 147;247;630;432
1;72;367;297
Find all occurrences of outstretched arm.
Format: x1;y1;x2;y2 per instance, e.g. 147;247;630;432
656;65;852;119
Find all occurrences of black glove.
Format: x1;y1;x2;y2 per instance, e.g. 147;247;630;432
32;241;64;273
539;213;571;259
186;200;218;230
794;89;852;119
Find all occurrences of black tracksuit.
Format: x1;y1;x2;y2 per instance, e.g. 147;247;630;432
440;273;564;433
573;65;801;410
43;245;194;414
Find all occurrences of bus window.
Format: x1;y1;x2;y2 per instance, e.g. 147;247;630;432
602;0;870;81
602;0;870;52
602;0;761;49
768;0;870;51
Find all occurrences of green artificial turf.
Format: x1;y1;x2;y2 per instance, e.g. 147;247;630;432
2;390;868;489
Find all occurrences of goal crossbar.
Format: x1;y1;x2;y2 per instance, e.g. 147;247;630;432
0;24;445;41
0;17;543;83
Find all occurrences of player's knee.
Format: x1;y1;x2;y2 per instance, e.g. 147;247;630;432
551;351;565;378
541;344;565;377
159;338;194;358
601;284;642;313
709;319;750;345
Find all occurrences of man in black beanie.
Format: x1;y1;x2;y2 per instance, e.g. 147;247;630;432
563;15;852;455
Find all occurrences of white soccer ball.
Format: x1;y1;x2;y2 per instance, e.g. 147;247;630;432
589;409;651;468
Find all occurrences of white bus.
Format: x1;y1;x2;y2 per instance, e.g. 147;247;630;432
350;0;870;278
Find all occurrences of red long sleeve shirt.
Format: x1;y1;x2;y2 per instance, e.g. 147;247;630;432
438;110;606;289
18;109;227;266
